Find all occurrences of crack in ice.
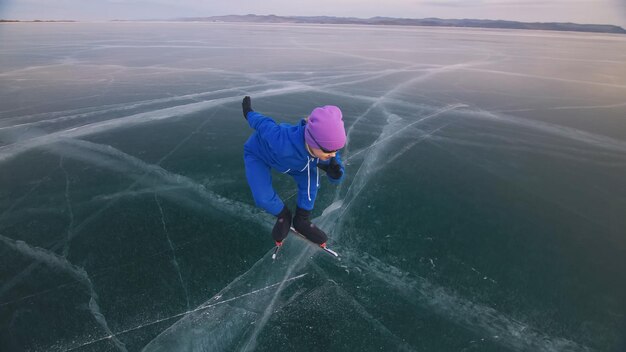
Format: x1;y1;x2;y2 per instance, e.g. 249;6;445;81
0;235;128;352
60;273;308;352
154;193;190;310
59;156;75;257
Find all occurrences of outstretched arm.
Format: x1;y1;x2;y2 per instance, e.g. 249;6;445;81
242;96;282;143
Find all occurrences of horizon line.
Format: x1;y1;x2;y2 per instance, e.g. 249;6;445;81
1;13;624;28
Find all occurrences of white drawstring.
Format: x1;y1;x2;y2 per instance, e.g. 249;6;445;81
306;157;311;201
316;158;320;187
302;157;320;202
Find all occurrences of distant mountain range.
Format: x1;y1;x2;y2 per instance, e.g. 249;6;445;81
0;19;76;23
175;14;626;34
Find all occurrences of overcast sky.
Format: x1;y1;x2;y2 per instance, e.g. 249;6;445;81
2;0;625;27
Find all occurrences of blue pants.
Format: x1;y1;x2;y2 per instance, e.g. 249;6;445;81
244;152;318;216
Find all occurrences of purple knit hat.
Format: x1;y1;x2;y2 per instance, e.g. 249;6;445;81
305;105;346;152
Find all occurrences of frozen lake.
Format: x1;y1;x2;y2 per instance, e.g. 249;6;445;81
0;22;625;351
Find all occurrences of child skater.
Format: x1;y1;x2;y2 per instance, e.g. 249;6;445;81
242;96;346;248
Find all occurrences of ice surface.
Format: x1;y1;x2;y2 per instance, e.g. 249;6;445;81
1;23;625;351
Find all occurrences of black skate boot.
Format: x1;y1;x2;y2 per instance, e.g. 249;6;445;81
292;207;328;245
272;206;292;245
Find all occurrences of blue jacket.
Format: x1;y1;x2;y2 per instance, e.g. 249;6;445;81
244;110;344;194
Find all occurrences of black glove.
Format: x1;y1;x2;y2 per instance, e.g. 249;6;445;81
242;96;253;119
317;157;343;180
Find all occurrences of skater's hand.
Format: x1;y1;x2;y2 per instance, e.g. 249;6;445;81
318;157;343;180
242;96;253;119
